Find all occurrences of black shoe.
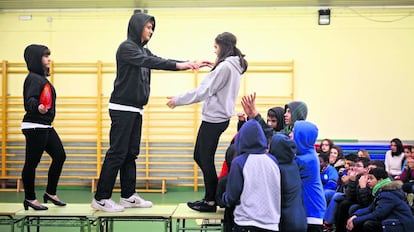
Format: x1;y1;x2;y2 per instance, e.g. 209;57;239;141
23;200;48;210
187;199;205;208
43;193;66;206
188;200;217;212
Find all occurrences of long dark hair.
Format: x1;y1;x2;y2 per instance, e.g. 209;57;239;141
390;138;404;156
212;32;248;74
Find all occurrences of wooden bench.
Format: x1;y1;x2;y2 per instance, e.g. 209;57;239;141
94;204;177;232
0;203;25;232
16;203;95;232
171;203;224;232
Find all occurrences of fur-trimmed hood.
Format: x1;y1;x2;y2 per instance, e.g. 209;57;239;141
379;180;403;191
354;179;414;231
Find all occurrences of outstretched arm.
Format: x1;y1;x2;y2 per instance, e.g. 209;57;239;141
176;61;199;70
198;61;214;68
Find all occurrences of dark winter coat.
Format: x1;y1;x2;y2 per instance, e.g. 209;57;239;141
353;180;414;232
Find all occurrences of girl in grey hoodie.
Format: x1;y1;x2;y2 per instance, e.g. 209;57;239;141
167;32;247;212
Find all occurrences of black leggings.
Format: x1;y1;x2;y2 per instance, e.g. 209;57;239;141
194;120;229;201
22;128;66;200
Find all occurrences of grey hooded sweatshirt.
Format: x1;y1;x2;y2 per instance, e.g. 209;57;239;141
174;56;243;123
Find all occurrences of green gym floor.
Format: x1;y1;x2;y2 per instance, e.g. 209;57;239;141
0;186;206;232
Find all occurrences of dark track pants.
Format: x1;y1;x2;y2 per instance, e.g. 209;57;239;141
95;110;142;200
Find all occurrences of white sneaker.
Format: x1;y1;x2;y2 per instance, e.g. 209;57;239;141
91;198;124;212
120;193;153;208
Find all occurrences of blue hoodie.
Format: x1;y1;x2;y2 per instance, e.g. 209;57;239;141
224;119;281;231
293;121;326;225
269;134;307;232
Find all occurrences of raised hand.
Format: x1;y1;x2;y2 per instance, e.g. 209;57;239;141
241;92;258;119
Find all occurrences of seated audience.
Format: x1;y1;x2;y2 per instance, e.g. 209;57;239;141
346;168;414;232
319;153;339;203
401;145;412;174
323;153;358;232
398;156;414;208
334;157;372;232
329;145;345;172
385;138;405;178
317;138;334;156
357;149;371;161
337;153;358;192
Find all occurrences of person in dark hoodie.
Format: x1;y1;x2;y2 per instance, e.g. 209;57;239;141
269;133;307;232
22;44;67;210
92;12;205;212
224;119;281;232
266;106;285;132
167;32;248;212
293;121;326;232
240;92;307;139
283;101;308;136
346;168;414;232
237;106;285;141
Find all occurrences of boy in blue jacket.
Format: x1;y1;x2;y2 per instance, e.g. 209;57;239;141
293;121;326;232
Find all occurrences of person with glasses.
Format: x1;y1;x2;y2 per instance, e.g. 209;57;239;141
317;138;334;156
334;157;374;232
323;153;359;232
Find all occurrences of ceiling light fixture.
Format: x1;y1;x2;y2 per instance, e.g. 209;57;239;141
318;9;331;25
